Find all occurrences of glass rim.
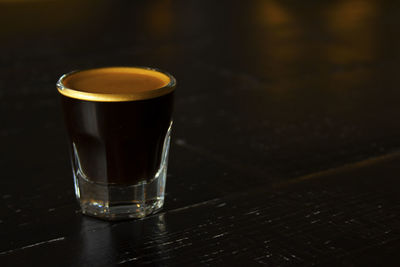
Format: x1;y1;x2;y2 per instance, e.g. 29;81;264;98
56;66;176;102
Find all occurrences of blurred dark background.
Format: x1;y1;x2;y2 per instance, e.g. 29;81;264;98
2;0;400;201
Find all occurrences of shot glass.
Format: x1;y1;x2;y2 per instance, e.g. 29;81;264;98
57;67;175;220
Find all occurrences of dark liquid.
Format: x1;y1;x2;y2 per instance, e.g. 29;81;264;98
61;92;174;185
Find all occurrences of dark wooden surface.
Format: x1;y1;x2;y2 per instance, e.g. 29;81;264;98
1;0;400;266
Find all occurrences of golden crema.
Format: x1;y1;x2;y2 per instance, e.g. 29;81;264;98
57;67;176;102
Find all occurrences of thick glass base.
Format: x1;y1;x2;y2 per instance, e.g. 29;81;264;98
70;122;172;221
74;169;166;220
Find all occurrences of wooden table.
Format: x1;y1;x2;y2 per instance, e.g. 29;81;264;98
1;0;400;265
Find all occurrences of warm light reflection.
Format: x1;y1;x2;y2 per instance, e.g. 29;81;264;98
324;0;378;64
327;0;376;31
146;0;173;38
253;0;302;60
256;0;291;26
249;0;302;92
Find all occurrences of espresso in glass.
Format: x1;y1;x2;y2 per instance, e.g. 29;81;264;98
57;67;175;220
